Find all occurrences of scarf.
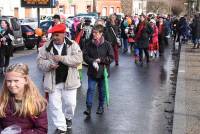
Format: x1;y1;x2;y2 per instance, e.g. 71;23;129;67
92;36;104;47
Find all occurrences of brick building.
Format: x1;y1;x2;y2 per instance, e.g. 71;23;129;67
0;0;121;18
121;0;147;16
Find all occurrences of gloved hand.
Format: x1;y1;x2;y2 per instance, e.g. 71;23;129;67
93;61;99;71
95;58;101;63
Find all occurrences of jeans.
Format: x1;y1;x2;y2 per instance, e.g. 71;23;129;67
123;38;128;51
86;76;104;108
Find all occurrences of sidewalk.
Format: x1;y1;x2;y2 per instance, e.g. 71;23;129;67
173;42;200;134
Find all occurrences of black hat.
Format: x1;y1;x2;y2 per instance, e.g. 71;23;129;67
53;14;60;20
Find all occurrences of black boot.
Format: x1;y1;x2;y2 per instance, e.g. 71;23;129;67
54;129;67;134
96;106;104;115
83;106;91;116
66;118;72;129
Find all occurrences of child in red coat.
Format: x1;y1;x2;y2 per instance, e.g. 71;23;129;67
149;19;159;59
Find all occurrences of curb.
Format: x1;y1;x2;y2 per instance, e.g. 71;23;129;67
172;44;186;134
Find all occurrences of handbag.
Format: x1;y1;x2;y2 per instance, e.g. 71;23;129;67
111;27;121;47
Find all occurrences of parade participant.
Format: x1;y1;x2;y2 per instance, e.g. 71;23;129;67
52;14;61;25
83;24;114;116
157;17;166;56
148;19;159;58
37;23;82;134
120;15;129;53
135;14;153;65
0;63;47;134
104;14;120;66
0;20;14;74
191;14;200;49
47;14;62;40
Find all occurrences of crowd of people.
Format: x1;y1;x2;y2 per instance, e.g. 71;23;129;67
0;12;199;134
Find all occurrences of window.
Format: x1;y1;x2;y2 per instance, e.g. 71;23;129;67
109;7;114;15
102;7;107;16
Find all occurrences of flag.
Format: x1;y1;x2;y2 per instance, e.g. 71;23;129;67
104;67;110;106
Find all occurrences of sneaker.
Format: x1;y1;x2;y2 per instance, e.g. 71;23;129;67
66;118;72;129
96;106;104;115
54;129;67;134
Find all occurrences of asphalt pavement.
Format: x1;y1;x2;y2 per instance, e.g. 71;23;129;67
0;43;178;134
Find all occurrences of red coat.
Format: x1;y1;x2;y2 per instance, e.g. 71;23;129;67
149;25;159;51
0;99;47;134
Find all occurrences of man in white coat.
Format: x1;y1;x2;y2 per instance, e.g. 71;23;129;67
37;23;83;134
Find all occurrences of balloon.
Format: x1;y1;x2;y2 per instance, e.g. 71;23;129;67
127;18;132;25
35;28;43;36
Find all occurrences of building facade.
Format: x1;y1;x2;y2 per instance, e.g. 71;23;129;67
0;0;121;18
121;0;147;16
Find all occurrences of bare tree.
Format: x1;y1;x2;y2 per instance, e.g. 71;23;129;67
147;1;168;14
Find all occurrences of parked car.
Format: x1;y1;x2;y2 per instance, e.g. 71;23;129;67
21;24;37;49
0;16;24;48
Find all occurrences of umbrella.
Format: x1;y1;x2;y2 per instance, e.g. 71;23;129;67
104;66;110;106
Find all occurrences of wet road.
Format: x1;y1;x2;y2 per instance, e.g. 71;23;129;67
0;43;178;134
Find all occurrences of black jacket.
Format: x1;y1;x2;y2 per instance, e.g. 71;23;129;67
104;22;120;46
83;39;114;79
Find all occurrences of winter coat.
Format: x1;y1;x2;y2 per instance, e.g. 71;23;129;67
83;38;114;79
120;20;128;39
191;17;200;38
37;37;83;93
135;21;153;48
151;25;159;44
0;99;47;134
0;29;14;57
104;22;120;46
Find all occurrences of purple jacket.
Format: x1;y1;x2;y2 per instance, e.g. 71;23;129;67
0;99;47;134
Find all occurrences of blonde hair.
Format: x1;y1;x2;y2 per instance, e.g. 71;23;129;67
0;63;47;118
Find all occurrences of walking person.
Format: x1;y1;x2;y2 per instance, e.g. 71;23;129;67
83;24;114;117
0;20;14;74
120;16;129;53
104;14;120;65
157;17;166;56
148;19;159;59
134;14;153;65
191;13;200;48
0;63;47;134
37;23;83;134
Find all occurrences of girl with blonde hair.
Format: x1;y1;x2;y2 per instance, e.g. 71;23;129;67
0;63;47;134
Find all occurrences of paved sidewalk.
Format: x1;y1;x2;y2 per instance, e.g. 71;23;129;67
173;43;200;134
